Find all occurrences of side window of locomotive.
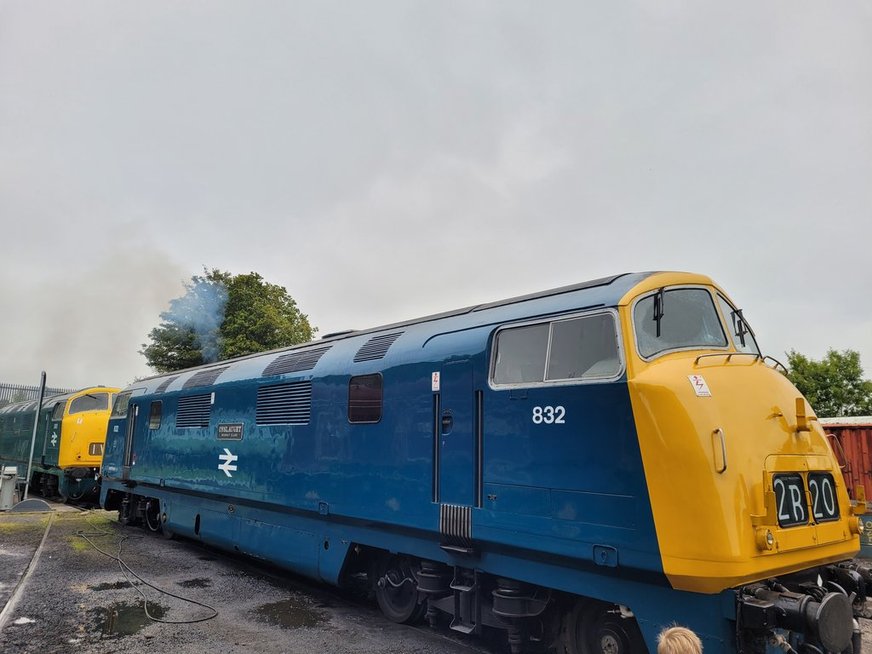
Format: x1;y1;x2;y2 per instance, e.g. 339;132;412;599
69;393;110;414
716;295;760;355
546;313;621;381
51;401;66;421
148;401;162;430
111;392;131;418
349;374;383;423
634;288;727;359
492;323;550;384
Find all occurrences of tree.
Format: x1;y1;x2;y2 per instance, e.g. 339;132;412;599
786;349;872;418
140;269;315;373
220;272;315;359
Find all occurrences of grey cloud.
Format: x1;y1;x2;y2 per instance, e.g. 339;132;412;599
0;1;869;385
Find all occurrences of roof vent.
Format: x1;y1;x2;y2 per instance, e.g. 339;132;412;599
155;375;180;394
353;332;403;363
262;346;330;377
183;366;229;390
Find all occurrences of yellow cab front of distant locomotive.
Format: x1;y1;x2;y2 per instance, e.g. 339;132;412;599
619;272;860;594
57;387;120;469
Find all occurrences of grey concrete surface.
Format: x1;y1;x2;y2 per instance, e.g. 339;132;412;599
0;508;492;654
3;506;872;654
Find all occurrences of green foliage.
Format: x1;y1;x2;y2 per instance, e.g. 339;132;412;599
140;269;315;373
786;349;872;418
220;273;315;359
139;323;205;373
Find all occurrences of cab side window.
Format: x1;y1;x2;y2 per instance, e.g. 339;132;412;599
492;312;622;386
546;314;621;380
51;401;66;421
111;393;132;418
149;401;162;430
492;324;549;384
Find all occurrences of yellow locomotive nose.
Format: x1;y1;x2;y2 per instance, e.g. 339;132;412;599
628;351;858;593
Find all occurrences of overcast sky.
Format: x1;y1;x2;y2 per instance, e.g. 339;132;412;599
0;2;869;389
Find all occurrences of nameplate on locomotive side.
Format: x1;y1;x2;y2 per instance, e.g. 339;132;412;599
217;423;244;441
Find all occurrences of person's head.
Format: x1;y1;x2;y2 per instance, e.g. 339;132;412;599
657;626;702;654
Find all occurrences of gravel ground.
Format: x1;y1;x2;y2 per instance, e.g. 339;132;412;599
3;507;872;654
0;508;491;654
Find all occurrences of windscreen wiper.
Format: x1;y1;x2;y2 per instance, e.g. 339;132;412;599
653;288;665;337
734;309;748;347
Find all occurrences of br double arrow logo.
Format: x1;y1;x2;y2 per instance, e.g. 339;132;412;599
218;448;238;477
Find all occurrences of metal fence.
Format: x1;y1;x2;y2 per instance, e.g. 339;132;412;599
0;382;77;408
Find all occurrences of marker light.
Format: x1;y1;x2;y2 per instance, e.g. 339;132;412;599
756;528;775;551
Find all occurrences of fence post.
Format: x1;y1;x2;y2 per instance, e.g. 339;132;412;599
23;372;47;501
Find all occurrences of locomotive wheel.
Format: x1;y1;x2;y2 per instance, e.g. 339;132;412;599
373;556;426;624
559;601;646;654
144;499;161;532
144;498;174;539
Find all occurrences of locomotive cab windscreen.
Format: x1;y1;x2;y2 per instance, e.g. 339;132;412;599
632;285;763;358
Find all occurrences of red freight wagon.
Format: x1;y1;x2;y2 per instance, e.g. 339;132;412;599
820;416;872;503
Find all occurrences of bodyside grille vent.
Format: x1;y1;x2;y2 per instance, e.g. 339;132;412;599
256;382;312;425
155;376;179;394
176;394;212;428
262;347;330;377
353;332;403;363
183;366;229;389
439;504;472;545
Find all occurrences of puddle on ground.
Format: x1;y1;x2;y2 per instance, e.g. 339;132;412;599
91;602;166;637
254;597;326;629
178;577;212;589
89;581;133;592
197;556;216;561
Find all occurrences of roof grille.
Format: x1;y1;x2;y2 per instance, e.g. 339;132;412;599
262;347;330;377
176;394;212;428
155;375;179;394
353;333;403;363
183;367;229;390
255;382;312;425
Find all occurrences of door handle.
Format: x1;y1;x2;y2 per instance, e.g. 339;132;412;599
712;428;727;474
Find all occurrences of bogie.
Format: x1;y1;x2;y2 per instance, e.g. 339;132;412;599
558;601;647;654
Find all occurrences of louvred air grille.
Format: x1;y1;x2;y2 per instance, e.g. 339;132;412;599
256;382;312;425
353;333;403;363
176;394;211;428
183;367;229;389
262;347;330;377
155;376;179;394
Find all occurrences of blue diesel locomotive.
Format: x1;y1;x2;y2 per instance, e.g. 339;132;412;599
100;271;866;653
